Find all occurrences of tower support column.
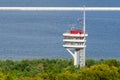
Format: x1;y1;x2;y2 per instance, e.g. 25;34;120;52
66;49;79;67
74;50;78;67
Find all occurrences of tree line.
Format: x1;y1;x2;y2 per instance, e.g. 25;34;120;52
0;59;120;80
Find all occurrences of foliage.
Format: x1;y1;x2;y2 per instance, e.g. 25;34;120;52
0;59;120;80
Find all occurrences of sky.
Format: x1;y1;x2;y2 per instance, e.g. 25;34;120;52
0;0;119;7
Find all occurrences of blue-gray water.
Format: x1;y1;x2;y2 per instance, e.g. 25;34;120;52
0;0;120;60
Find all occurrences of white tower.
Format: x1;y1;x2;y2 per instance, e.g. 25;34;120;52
63;9;88;67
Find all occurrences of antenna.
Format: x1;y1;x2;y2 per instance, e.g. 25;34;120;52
83;5;86;33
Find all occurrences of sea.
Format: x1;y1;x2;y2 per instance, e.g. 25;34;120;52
0;0;120;60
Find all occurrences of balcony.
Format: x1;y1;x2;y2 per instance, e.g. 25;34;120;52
63;33;88;37
63;44;86;48
63;39;86;42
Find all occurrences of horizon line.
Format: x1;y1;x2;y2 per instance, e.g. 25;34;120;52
0;7;120;11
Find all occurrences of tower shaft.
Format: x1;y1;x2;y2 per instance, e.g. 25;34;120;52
80;48;85;67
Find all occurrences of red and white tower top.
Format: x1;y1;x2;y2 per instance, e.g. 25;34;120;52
63;29;88;49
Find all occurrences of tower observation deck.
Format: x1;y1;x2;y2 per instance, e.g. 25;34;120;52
63;29;88;67
63;29;87;49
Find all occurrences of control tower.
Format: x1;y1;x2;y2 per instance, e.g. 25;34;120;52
63;10;88;67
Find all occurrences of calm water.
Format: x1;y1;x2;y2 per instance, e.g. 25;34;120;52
0;0;120;60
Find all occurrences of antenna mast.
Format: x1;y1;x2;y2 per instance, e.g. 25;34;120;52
83;5;86;33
